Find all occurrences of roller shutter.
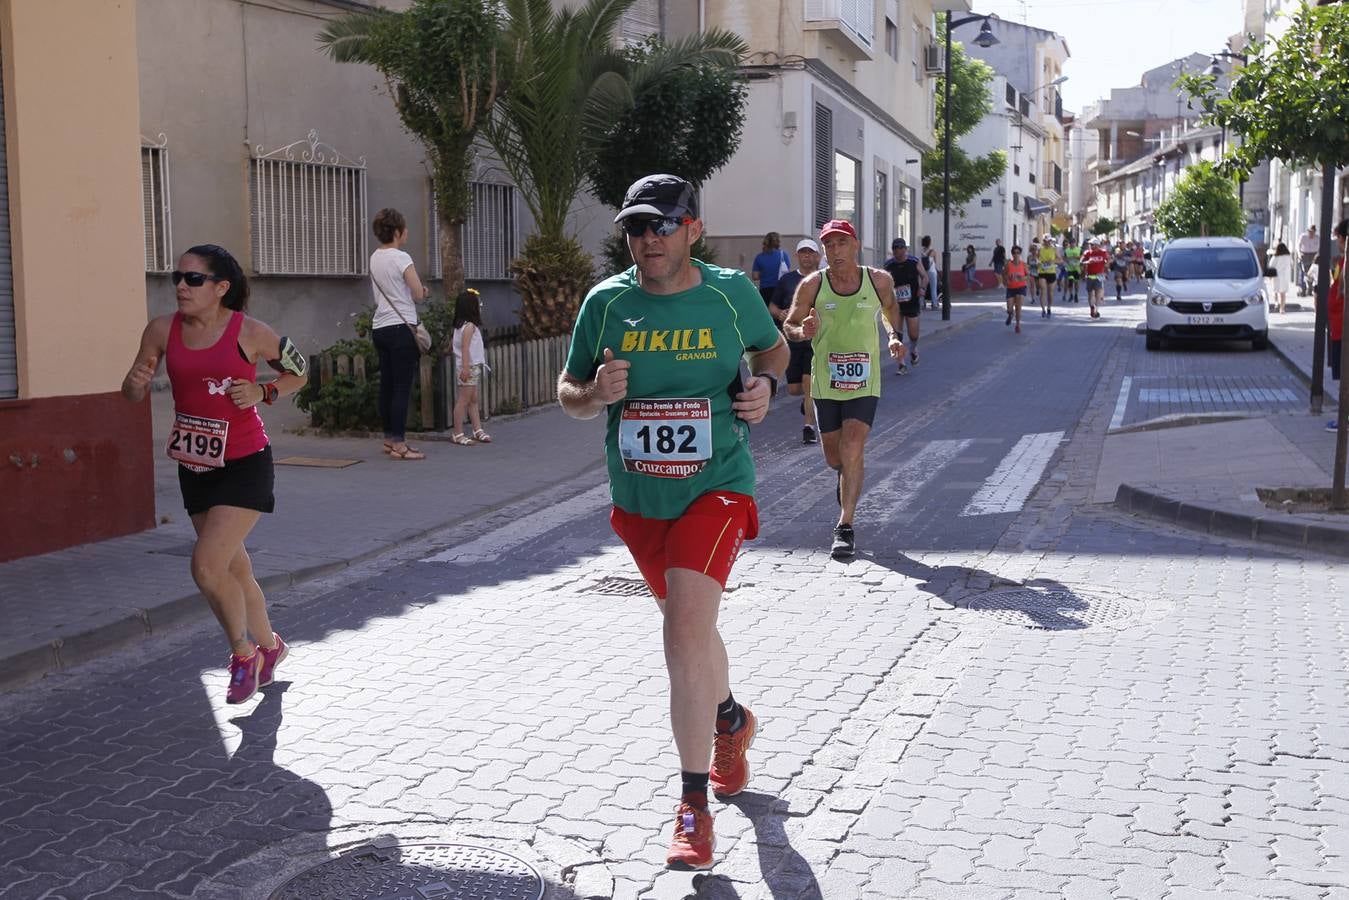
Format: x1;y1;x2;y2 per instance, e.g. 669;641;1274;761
0;43;14;399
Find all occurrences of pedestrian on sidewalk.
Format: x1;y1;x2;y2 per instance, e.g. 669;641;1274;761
1004;245;1029;333
1270;242;1293;313
961;244;980;291
1327;221;1346;431
369;208;430;460
558;174;787;870
451;289;491;446
1299;224;1319;296
771;238;822;444
991;238;1006;289
785;218;906;560
884;237;927;373
750;232;790;307
120;244;305;704
920;235;939;309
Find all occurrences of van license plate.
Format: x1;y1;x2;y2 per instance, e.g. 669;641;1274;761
1186;315;1224;325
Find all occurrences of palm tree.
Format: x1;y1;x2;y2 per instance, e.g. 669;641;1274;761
318;0;504;298
484;0;745;338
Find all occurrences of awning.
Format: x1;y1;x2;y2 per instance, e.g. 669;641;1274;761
1024;198;1052;217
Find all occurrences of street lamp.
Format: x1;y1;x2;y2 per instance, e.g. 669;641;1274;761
941;12;998;320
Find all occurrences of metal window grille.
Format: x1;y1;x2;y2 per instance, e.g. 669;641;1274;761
804;0;874;46
813;103;833;230
430;181;520;282
140;137;172;272
249;131;367;276
618;0;661;45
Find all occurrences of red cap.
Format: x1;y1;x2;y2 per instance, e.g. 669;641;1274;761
819;219;857;241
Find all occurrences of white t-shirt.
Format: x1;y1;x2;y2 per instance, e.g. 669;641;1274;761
453;323;486;367
1299;232;1319;255
370;247;419;329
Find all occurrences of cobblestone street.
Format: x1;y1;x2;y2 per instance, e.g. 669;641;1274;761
3;306;1348;899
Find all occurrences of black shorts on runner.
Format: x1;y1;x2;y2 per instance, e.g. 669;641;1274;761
1038;272;1057;284
786;340;814;385
179;444;276;516
899;299;922;319
1086;275;1103;290
1006;286;1027;298
814;396;879;433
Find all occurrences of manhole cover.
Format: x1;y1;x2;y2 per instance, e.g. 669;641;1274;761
270;842;544;899
588;576;653;597
959;588;1141;631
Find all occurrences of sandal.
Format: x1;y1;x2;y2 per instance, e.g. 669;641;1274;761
472;430;493;444
389;445;426;460
382;441;395;455
452;433;475;446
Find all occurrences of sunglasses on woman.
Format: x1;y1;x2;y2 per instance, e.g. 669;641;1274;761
171;270;223;287
620;216;690;238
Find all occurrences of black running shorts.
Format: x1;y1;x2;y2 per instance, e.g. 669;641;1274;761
899;299;922;319
814;396;878;434
178;445;275;516
786;339;814;385
1038;272;1057;284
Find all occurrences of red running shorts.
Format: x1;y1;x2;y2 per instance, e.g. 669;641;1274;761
609;491;760;599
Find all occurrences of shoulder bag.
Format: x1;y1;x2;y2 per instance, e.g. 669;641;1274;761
373;277;431;354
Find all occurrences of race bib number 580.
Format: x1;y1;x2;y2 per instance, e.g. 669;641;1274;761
827;352;871;392
618;398;712;479
167;412;228;472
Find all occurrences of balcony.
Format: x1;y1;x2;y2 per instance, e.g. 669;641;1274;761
804;0;875;61
1043;162;1062;197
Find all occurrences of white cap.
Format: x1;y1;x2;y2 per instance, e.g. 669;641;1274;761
796;238;820;253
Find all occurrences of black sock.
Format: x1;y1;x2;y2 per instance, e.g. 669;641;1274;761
716;693;744;733
681;770;709;807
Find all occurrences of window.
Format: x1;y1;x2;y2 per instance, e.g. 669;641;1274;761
885;19;898;59
1006;83;1016;107
617;0;661;46
249;133;367;276
1019;96;1030;117
1013;192;1021;211
834;152;860;232
813;103;833;229
428;181;520;281
912;23;922;82
874;169;888;252
894;182;914;245
1014;163;1020;176
141;137;172;273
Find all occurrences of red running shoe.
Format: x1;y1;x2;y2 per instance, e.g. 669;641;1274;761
258;633;288;687
666;802;715;869
226;650;262;704
710;706;757;797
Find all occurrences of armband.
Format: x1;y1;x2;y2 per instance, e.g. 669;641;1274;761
267;336;308;377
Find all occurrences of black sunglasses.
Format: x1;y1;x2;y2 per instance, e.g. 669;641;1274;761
620;216;689;238
171;270;223;287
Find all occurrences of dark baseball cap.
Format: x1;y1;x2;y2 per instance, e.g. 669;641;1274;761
892;238;907;249
614;174;699;222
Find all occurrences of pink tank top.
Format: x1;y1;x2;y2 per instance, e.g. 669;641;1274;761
166;311;269;461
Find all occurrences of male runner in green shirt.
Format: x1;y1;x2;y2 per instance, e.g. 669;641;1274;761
558;174;787;870
783;219;906;559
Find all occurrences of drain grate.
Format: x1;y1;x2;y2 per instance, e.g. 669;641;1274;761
959;588;1142;631
270;842;544;899
588;576;653;597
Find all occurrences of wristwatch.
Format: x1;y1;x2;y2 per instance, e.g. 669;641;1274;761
760;374;778;398
261;382;279;405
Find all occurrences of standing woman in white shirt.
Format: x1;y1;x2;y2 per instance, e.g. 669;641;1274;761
369;208;430;460
1271;242;1294;313
451;288;491;445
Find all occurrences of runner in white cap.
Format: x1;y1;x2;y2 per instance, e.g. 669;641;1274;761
770;238;822;443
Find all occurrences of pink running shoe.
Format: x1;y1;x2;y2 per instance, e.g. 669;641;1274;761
226;650;262;704
258;633;288;687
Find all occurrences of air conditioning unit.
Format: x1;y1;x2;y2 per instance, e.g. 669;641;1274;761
923;44;944;74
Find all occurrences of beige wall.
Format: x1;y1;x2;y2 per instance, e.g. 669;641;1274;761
3;0;145;399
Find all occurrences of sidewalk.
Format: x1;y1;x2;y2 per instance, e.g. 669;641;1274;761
0;300;998;692
1100;299;1349;555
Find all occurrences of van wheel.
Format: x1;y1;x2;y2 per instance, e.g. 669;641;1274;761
1252;332;1269;351
1145;331;1162;351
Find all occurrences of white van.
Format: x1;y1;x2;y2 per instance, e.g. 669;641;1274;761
1145;236;1269;351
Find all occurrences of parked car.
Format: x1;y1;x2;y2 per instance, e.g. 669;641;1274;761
1145;236;1269;351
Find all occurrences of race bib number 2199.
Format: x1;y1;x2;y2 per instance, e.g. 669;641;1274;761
167;413;228;472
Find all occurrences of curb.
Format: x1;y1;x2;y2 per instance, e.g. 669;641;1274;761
1268;334;1316;390
0;462;605;695
1113;482;1349;558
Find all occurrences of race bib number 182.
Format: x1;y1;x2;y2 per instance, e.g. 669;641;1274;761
618;398;713;479
827;352;871;392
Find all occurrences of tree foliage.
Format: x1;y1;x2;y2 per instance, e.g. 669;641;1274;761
922;23;1007;211
1153;162;1246;238
1090;217;1119;236
1177;3;1349;175
588;37;748;210
317;0;504;296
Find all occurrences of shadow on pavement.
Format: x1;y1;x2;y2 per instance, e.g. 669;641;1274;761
691;790;821;899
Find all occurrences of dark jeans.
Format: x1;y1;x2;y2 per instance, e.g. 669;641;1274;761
372;324;420;441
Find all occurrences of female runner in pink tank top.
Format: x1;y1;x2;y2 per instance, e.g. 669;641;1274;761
121;245;308;705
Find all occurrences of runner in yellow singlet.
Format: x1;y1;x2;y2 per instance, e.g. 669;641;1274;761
1037;236;1059;318
783;219;905;559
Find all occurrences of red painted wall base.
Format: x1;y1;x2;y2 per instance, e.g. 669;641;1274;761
0;392;154;562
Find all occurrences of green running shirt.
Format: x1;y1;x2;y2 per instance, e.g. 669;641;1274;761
1064;246;1082;273
565;259;781;520
810;268;885;402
